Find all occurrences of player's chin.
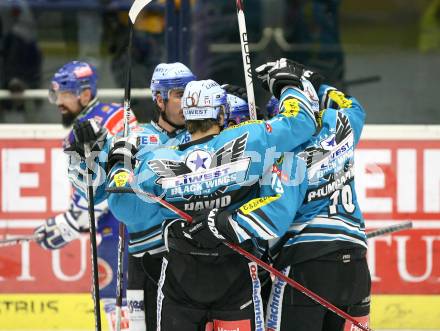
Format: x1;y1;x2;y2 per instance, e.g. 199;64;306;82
58;106;70;115
176;116;185;125
61;112;76;127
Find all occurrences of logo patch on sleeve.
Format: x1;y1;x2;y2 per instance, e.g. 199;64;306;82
114;171;131;187
282;98;300;117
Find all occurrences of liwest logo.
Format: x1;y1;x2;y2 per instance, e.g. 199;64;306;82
148;133;250;195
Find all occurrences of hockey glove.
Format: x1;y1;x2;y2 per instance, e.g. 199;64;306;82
221;84;248;101
164;219;192;241
318;85;352;111
255;58;305;99
66;119;107;158
34;214;83;250
302;69;325;92
106;136;139;173
187;209;239;249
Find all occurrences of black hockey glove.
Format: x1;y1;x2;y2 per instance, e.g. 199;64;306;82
302;69;325;92
255;58;305;99
65;119;107;158
222;84;265;120
187;209;239;249
106;136;138;172
165;219;191;241
221;84;248;101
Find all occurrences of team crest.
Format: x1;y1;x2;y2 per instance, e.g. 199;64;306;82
148;133;250;195
185;149;212;172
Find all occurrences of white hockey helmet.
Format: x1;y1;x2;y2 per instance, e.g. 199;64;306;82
150;62;196;102
182;80;228;121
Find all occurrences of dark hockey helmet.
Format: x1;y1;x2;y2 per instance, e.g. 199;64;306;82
266;96;279;118
226;94;249;126
49;61;98;103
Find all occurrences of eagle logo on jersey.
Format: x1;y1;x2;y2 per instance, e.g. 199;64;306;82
335;112;352;142
147;133;250;195
298;112;354;183
320;134;336;150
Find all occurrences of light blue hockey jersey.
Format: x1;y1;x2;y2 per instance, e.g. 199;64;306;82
68;121;190;255
107;87;316;249
277;84;367;264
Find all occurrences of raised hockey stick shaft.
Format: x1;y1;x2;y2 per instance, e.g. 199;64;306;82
85;145;102;331
367;221;412;239
106;187;372;331
236;0;257;121
115;21;133;331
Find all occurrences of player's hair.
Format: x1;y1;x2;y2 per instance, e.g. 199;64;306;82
186;119;218;134
185;109;225;134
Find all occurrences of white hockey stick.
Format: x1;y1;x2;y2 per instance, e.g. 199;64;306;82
235;0;257;120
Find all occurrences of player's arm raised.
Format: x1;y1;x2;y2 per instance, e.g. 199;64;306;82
224;59;319;153
318;84;366;145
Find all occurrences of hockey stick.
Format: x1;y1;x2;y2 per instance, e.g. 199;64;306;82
367;221;412;239
235;0;258;121
0;234;43;248
106;186;372;331
84;145;102;331
115;2;153;330
270;220;414;258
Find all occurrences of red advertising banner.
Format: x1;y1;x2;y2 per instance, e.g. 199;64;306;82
357;139;440;294
0;126;439;294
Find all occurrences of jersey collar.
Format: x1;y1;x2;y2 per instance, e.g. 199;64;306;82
77;97;99;119
151;120;185;138
178;134;217;151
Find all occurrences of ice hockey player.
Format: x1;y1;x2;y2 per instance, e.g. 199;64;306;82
69;62;196;331
265;80;370;331
101;58;320;330
33;60;137;330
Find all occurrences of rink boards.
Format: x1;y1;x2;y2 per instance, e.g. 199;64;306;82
1;293;440;330
1;124;440;329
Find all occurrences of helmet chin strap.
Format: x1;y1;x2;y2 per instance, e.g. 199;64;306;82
160;102;185;130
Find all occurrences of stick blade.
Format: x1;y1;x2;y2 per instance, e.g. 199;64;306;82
129;0;153;24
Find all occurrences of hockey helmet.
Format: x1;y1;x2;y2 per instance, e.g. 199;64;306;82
49;61;97;103
266;96;279;118
226;94;249;126
182;80;228;121
150;62;196;102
